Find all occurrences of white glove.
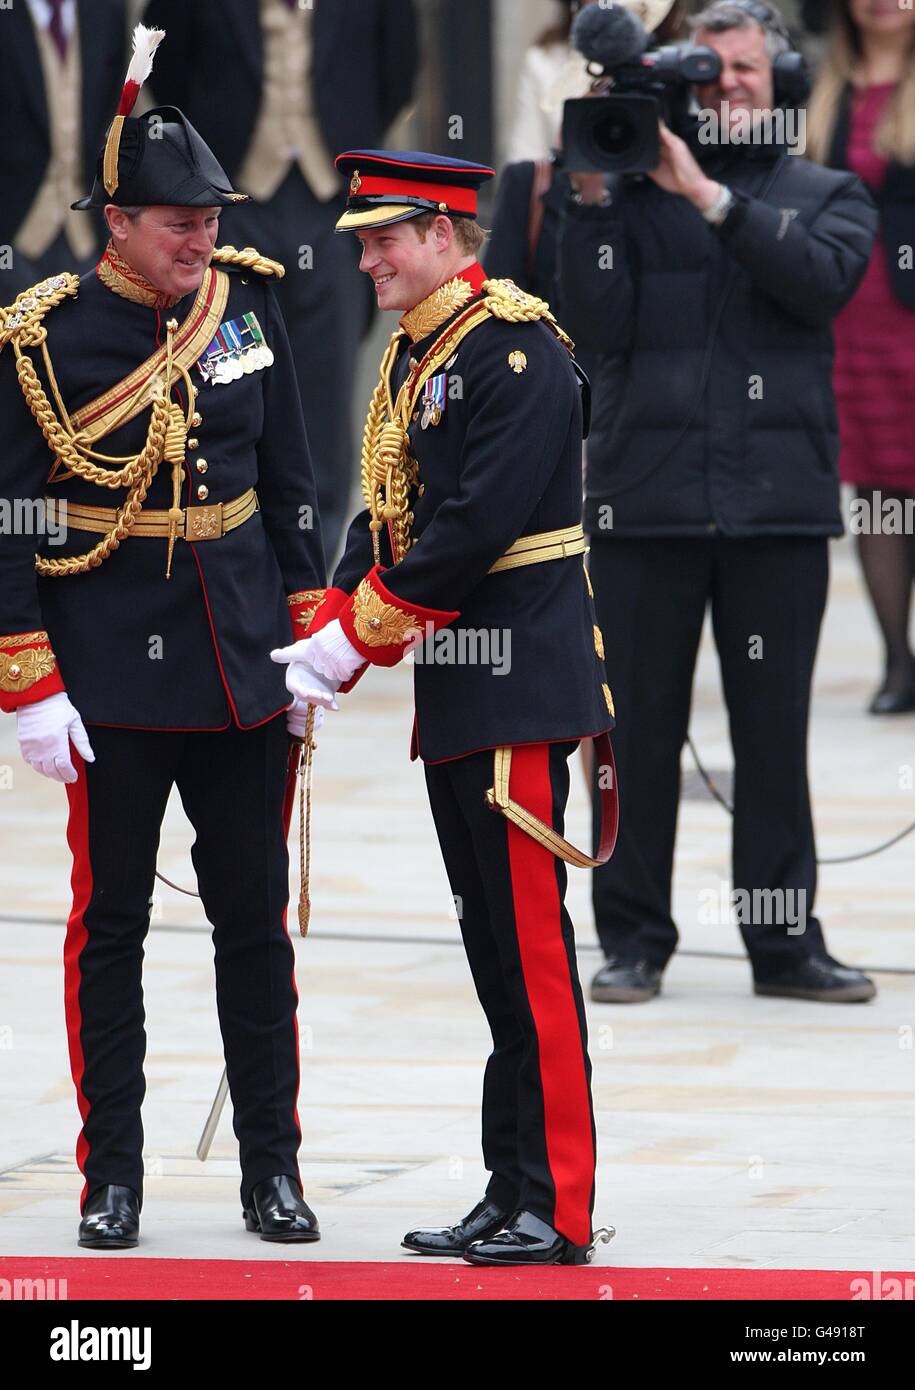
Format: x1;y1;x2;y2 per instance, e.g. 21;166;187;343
277;655;341;714
286;696;325;740
271;619;365;686
16;692;95;784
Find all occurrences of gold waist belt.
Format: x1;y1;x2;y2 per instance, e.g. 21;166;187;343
488;523;587;574
56;489;258;543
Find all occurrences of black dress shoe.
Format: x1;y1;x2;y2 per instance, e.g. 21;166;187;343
242;1174;320;1243
590;956;662;1003
77;1185;140;1249
868;683;915;715
754;955;876;1003
402;1197;511;1256
463;1209;616;1266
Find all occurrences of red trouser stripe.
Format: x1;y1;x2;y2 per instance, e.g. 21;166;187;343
505;744;594;1246
63;750;93;1215
280;742;304;1179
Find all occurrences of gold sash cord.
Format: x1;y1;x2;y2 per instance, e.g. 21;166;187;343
486;732;619;868
15;267;230;577
360;279;574;568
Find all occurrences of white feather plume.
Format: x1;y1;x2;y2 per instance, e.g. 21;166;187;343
125;23;166;90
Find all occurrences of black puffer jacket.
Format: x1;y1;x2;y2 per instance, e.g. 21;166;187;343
557;140;878;538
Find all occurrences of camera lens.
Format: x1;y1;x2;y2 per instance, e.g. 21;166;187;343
593;110;637;158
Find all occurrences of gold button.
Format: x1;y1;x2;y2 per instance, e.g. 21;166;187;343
418;484;425;496
197;484;209;501
8;663;21;680
191;385;199;397
369;617;382;632
187;437;199;450
412;410;419;422
407;512;414;524
191;412;202;428
409;358;419;372
196;460;209;474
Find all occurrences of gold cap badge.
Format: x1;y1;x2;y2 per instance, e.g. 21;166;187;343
350;170;362;194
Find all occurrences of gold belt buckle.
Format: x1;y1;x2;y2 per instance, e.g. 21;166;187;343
185;503;224;541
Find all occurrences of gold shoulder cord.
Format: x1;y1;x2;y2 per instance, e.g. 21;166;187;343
0;274;198;578
210;244;285;279
359;278;573;567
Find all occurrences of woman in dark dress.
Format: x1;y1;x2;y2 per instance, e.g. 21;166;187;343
807;0;915;714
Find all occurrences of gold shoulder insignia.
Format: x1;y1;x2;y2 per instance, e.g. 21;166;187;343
211;244;286;279
0;273;80;353
481;277;573;352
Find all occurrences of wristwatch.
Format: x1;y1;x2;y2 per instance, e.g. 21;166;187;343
701;183;736;225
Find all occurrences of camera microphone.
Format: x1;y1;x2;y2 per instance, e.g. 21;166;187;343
571;3;648;71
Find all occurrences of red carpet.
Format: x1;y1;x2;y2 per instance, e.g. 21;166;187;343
0;1258;901;1300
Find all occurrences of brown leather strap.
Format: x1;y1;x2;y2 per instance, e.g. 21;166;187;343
526;159;554;281
486;732;618;867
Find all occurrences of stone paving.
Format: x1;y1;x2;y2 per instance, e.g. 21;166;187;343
1;534;913;1271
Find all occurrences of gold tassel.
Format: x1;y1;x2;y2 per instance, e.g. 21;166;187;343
296;706;317;937
161;318;187;578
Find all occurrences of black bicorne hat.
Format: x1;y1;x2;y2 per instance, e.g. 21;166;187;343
72;25;249;211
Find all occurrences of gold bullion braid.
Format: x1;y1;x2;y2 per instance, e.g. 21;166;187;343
211;244;285;279
357;282;576;567
1;276;190;576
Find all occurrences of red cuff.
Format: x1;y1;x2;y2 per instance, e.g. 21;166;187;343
338;565;459;668
0;631;65;713
299;587;349;638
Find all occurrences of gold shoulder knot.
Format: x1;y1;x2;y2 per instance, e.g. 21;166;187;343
481;277;573;352
211;245;286;279
0;273;80;353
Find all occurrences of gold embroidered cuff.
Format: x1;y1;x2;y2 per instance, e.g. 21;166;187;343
287;588;327;635
0;632;64;711
339;566;459;668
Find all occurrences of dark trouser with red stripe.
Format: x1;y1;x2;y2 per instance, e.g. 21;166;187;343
63;716;302;1215
424;740;596;1247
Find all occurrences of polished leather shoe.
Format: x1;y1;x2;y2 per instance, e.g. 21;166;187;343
77;1185;140;1249
242;1174;320;1243
464;1209;615;1266
590;956;662;1003
868;682;915;715
754;955;876;1003
402;1196;511;1256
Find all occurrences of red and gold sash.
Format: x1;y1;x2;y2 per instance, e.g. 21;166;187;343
68;267;229;447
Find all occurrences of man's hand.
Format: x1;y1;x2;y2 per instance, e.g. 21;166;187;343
16;692;95;784
286;695;325;741
271;619;365;686
646;122;721;212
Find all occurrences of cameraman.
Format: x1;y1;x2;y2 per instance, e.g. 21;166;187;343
558;1;878;1004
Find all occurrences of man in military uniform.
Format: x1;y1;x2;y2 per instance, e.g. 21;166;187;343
0;27;326;1249
272;151;619;1266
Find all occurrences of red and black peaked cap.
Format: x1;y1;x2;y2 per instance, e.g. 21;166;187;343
334;150;495;232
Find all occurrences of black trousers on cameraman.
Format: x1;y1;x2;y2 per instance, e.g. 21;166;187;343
588;534;831;981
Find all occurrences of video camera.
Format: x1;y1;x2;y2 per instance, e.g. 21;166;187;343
562;4;720;174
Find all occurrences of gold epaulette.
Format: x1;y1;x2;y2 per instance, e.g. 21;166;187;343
481;277;574;353
211;244;285;280
0;273;80;353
